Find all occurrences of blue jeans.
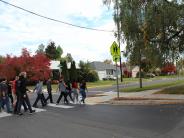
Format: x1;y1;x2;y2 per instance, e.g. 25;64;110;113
1;96;11;113
80;89;86;103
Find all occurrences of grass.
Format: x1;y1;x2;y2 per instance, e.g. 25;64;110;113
155;84;184;94
27;75;182;92
120;80;184;92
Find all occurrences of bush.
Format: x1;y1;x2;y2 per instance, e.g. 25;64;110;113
87;70;99;82
136;72;145;78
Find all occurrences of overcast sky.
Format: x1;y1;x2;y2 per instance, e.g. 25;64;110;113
0;0;127;62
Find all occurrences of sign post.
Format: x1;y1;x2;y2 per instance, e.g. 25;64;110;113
110;41;120;99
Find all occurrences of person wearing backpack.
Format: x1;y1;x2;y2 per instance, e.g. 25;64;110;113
33;80;46;108
56;77;69;104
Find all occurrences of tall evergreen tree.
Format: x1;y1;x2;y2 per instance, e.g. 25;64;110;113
60;60;69;82
70;61;78;82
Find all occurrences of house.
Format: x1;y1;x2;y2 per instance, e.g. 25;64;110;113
50;61;60;80
89;61;120;80
50;60;80;80
132;66;139;78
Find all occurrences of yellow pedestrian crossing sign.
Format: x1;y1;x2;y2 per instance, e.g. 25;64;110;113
110;41;120;56
113;55;120;62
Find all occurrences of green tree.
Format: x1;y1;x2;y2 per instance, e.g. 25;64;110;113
45;41;63;60
60;60;69;82
104;0;184;87
65;53;73;63
56;46;63;60
78;60;99;82
36;44;45;54
70;61;78;82
45;41;58;60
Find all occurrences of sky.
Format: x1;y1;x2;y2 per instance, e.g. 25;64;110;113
0;0;126;62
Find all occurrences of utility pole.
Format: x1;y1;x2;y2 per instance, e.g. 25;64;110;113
139;48;143;88
116;0;123;82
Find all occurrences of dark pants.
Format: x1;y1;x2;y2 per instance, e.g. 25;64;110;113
67;91;73;102
80;89;86;103
46;90;53;103
14;94;27;113
33;93;46;107
1;96;11;113
56;92;68;104
17;93;33;113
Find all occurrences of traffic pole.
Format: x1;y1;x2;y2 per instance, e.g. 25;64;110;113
116;61;120;99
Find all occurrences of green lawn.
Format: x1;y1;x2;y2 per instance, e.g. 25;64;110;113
27;76;182;92
155;84;184;94
121;80;184;92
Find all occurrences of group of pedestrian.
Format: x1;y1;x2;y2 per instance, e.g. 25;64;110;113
0;72;88;116
56;77;88;105
0;72;35;115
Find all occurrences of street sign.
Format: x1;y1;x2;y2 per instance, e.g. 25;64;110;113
113;55;120;62
110;41;120;56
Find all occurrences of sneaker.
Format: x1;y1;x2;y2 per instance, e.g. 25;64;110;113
29;110;36;114
18;113;23;116
33;105;38;108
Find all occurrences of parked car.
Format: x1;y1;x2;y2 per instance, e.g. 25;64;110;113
102;76;116;81
146;73;156;78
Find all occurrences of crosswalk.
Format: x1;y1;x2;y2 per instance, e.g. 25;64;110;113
0;111;12;118
0;103;76;119
48;103;74;109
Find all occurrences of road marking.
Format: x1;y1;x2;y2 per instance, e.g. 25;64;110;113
48;103;74;109
0;111;12;118
32;107;46;112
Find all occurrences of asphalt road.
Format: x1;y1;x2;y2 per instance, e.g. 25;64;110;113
1;103;184;138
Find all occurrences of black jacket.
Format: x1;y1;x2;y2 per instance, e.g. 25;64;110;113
19;76;27;95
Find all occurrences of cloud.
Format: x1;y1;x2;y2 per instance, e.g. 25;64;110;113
0;0;118;62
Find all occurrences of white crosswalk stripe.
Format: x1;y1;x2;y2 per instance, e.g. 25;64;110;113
0;111;12;118
31;107;46;112
48;103;74;109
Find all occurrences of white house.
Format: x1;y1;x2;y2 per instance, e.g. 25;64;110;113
50;60;80;80
132;66;139;78
90;61;120;80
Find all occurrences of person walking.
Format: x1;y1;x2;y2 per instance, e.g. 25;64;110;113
79;80;88;104
7;81;13;106
17;72;35;115
56;77;68;105
72;80;79;104
33;80;46;108
0;78;11;113
13;76;28;114
66;80;74;103
45;78;53;103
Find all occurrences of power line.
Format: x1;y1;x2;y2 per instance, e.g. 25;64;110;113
0;0;114;33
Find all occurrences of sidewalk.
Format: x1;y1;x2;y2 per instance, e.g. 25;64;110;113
86;90;184;105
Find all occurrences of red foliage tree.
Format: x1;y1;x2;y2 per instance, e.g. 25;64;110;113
0;49;51;81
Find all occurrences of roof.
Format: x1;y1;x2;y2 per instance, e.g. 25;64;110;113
90;61;116;71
